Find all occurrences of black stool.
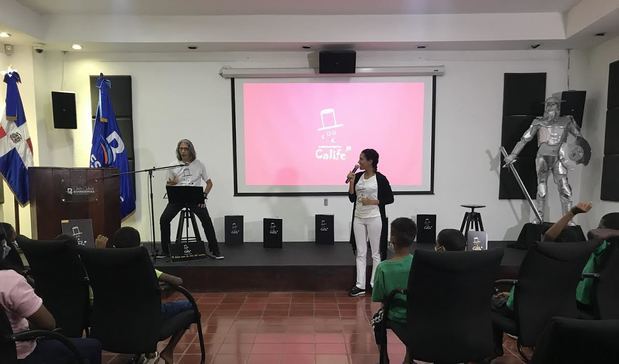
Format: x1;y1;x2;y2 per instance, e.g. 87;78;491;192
459;204;485;235
175;207;202;244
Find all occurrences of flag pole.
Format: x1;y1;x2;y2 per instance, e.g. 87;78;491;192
14;197;20;234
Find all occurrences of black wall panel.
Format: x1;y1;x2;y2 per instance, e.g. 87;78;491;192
601;155;619;201
502;73;546;116
602;60;619;201
604;108;619;156
608;60;619;110
499;73;546;199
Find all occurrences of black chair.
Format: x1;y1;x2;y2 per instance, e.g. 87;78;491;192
0;306;84;364
78;246;206;362
380;249;504;364
492;241;596;361
18;236;90;338
586;239;619;319
531;317;619;364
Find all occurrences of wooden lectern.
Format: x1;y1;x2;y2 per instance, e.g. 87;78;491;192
29;167;120;240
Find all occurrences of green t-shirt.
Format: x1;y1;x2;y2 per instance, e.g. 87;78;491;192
576;240;610;306
372;254;414;323
506;240;611;310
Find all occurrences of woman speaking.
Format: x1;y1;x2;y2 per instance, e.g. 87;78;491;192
347;148;394;297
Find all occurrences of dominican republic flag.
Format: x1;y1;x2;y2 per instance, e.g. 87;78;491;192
0;71;33;205
90;75;135;219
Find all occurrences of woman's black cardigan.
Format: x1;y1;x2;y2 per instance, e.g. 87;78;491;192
348;171;394;260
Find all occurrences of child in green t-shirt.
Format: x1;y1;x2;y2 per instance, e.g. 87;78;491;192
372;217;417;364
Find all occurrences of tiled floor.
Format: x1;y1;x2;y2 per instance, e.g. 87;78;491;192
102;291;527;364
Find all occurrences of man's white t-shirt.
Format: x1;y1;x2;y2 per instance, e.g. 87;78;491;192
354;174;380;219
167;159;210;187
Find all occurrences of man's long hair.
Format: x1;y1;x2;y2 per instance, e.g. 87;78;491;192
176;139;197;162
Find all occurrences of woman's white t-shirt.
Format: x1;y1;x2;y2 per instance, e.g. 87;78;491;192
354;174;380;219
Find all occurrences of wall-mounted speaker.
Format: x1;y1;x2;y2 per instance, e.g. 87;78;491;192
319;50;356;74
51;91;77;129
553;90;586;127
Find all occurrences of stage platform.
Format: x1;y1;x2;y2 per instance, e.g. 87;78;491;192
153;241;525;291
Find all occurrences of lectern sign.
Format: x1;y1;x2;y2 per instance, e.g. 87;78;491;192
62;185;97;203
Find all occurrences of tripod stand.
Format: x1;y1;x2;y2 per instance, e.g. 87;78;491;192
112;164;182;261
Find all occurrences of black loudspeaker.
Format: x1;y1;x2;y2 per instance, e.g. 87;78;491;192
608;60;619;109
263;218;282;248
601;155;619;201
554;90;586;127
319;50;356;74
604;108;619;155
499;115;539;199
224;215;244;244
416;214;436;244
502;73;547;116
315;215;334;245
51;91;77;129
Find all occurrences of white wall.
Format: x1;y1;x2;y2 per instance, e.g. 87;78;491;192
29;49;582;242
571;35;619;228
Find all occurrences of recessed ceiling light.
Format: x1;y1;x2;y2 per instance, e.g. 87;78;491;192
595;32;606;37
188;46;198;50
0;32;11;38
416;45;427;49
71;44;83;50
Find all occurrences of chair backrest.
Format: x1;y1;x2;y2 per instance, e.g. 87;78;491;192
514;241;595;346
78;246;161;354
0;307;18;364
594;240;619;319
531;317;619;364
405;248;504;363
18;236;90;337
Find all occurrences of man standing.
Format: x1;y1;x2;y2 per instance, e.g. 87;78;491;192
160;139;223;259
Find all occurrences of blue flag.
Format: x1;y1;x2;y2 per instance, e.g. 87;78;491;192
0;71;34;205
89;76;135;219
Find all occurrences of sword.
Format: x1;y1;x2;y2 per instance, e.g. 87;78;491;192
500;147;543;223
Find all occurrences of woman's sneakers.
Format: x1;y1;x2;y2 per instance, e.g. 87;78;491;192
349;286;366;297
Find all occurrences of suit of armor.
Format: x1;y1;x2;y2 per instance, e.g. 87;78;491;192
504;97;582;222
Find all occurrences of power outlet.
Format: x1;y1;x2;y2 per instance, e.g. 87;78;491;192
324;198;328;206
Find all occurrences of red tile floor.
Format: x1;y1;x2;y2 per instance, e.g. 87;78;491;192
102;291;528;364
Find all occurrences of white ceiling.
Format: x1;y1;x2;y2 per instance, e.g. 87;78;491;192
18;0;582;16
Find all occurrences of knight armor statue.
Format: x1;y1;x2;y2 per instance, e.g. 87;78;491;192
504;96;590;223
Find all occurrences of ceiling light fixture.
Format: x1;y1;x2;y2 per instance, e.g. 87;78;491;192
188;46;198;50
595;32;606;37
302;45;311;49
530;43;541;49
0;32;11;38
416;45;427;49
71;44;83;50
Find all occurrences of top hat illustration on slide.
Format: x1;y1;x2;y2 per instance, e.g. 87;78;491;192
318;108;343;131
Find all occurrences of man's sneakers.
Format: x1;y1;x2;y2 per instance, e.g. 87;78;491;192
208;244;224;260
349;286;366;297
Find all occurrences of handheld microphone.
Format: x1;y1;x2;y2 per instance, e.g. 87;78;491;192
345;165;359;183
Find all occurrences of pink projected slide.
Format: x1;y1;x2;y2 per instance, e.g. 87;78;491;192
243;82;425;186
